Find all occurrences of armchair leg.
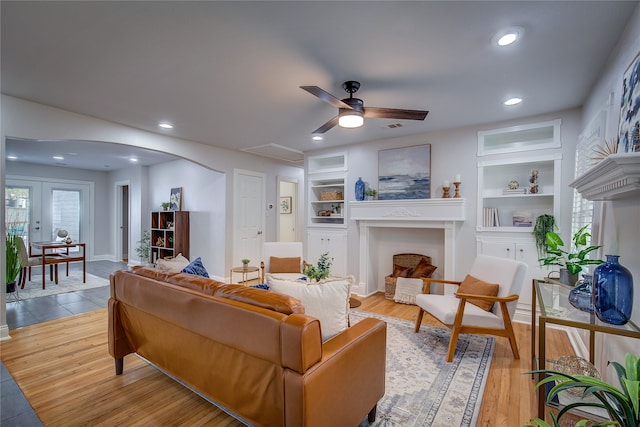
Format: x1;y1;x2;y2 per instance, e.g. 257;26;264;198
368;404;377;423
115;358;123;375
414;308;425;333
446;328;461;362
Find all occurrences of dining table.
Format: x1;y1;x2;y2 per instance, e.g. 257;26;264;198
29;241;86;289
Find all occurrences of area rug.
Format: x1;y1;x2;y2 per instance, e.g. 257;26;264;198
13;270;109;300
352;310;494;427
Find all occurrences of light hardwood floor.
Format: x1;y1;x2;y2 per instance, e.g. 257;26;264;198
0;292;574;426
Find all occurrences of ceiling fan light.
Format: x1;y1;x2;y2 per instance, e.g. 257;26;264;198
338;112;364;128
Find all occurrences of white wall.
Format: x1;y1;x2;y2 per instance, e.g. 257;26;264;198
307;108;582;290
580;4;640;380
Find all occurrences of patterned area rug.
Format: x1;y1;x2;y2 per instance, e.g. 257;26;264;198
12;270;109;300
352;310;494;427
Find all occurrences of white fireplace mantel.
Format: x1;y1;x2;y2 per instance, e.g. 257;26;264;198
350;199;465;295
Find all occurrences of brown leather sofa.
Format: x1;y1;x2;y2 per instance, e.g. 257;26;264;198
108;267;387;426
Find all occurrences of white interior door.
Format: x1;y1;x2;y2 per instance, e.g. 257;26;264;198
233;169;265;271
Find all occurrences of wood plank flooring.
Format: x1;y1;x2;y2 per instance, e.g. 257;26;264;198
0;292;574;426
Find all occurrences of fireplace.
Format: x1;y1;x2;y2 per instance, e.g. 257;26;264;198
350;199;465;295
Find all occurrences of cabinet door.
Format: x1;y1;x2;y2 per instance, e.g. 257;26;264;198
307;230;347;277
479;241;516;259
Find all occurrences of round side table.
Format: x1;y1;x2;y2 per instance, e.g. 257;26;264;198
230;266;260;285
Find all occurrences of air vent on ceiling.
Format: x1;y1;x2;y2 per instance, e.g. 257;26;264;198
242;143;304;165
388;123;404;129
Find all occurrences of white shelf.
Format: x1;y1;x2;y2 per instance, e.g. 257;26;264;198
569;153;640;201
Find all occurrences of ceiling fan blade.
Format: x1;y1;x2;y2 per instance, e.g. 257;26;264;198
364;107;429;121
300;86;353;109
311;116;339;134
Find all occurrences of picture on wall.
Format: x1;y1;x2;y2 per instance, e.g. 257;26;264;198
280;196;292;214
619;51;640;152
378;144;431;200
170;187;182;211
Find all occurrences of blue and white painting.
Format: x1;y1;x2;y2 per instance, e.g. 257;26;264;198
619;52;640;152
378;144;431;200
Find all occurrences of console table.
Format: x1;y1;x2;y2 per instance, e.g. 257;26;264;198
30;242;86;289
531;279;640;420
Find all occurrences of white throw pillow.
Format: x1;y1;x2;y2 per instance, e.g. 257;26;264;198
267;275;354;341
156;253;190;272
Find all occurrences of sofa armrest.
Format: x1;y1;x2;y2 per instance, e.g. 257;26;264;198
283;317;387;427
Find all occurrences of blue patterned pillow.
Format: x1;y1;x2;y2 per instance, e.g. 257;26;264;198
250;283;270;290
181;257;210;278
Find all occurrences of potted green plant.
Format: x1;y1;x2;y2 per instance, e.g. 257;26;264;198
304;252;333;281
5;232;23;293
241;258;250;267
364;188;377;200
161;202;171;211
538;225;604;285
525;353;639;427
136;230;151;264
533;214;557;259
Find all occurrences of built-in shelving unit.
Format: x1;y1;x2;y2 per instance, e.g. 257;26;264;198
307;152;347;228
476;119;563;310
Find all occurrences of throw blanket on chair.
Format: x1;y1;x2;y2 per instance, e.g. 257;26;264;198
393;277;424;305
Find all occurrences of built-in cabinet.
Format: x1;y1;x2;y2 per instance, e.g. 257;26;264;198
307;229;347;277
476;120;562;310
150;211;190;262
306;152;348;276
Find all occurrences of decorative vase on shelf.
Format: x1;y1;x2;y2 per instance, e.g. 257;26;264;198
568;274;594;313
593;255;633;325
355;177;365;201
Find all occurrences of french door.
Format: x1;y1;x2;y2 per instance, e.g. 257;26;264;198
5;178;90;254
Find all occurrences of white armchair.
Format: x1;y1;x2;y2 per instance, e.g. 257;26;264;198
260;242;309;282
414;254;527;362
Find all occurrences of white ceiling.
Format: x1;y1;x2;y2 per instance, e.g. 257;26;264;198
2;1;638;170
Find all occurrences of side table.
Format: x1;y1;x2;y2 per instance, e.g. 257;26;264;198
230;266;260;285
531;279;640;421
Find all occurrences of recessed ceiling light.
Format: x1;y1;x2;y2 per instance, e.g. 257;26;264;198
312;135;323;141
495;27;523;47
7;155;17;160
53;155;65;160
129;157;139;163
159;122;173;129
504;97;522;106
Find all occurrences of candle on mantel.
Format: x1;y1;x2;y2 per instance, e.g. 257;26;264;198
454;174;461;183
443;180;450;188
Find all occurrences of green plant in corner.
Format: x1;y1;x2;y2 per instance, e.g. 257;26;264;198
136;230;151;263
304;252;333;281
524;353;640;427
533;214;557;260
5;231;23;290
538;225;604;275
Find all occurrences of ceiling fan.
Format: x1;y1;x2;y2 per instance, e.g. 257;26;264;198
300;81;429;134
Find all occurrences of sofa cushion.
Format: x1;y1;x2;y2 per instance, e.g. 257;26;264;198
270;256;301;273
410;258;437;278
156;253;190;272
457;274;500;312
266;275;353;341
181;257;210;278
214;284;304;315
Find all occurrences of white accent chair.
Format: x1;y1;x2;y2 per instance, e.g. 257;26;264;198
260;242;309;283
17;236;45;289
414;254;527;362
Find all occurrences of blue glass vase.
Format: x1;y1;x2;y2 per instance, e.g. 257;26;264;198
593;255;633;325
569;274;594;313
355;177;365;201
